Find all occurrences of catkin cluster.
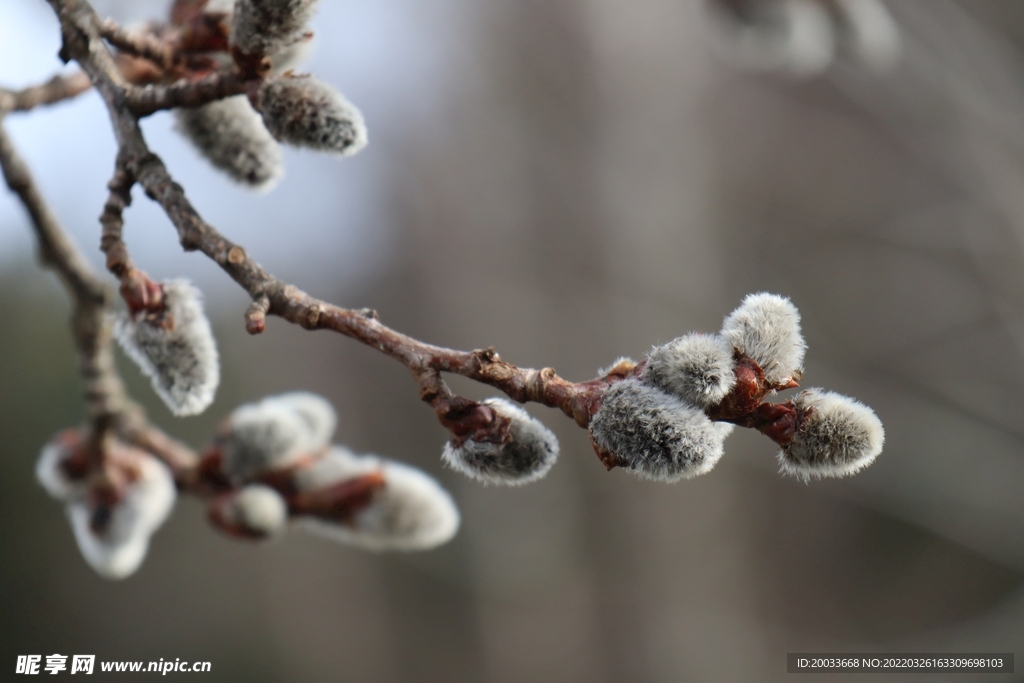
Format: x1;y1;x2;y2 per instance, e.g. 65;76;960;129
36;431;177;580
210;393;460;551
590;293;884;482
173;0;366;189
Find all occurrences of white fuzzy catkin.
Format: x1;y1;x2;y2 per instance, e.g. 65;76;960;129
220;400;312;482
589;378;728;483
65;454;176;580
271;35;314;73
174;96;283;190
36;434;87;501
257;75;367;156
441;398;559;485
114;279;220;416
270;392;337;450
707;0;835;77
229;484;289;537
231;0;320;56
720;292;806;386
643;333;737;408
297;447;460;551
779;389;885;480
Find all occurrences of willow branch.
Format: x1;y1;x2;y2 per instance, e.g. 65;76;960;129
50;0;605;431
0;72;91;113
0;99;197;478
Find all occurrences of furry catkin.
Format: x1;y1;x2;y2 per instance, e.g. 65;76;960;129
256;75;367;156
174;95;283;190
643;333;737;408
114;279;220;416
779;389;884;480
37;440;177;580
720;292;806;386
589;378;728;482
231;0;320;55
297;447;460;551
442;398;559;485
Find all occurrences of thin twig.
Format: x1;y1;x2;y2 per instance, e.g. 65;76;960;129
0;111;198;480
0;72;91;113
50;0;607;432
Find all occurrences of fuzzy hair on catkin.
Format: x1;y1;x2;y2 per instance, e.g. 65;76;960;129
230;484;289;536
114;279;220;416
66;453;177;580
720;292;806;386
221;401;312;482
257;75;367;156
643;333;736;408
174;96;283;190
268;392;337;451
270;35;314;73
36;434;87;501
231;0;320;56
589;378;727;483
779;388;884;480
297;447;460;551
441;398;559;486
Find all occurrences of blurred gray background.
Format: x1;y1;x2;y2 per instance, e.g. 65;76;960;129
1;0;1022;681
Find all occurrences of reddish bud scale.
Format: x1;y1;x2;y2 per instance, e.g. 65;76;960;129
590;434;626;471
437;398;501;440
119;270;165;316
288;471;386;522
177;10;231;54
705;352;771;421
194;449;234;495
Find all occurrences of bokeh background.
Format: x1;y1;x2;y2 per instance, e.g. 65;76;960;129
1;0;1022;681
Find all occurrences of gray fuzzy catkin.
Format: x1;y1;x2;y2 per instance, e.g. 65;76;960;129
231;484;289;536
231;0;320;55
297;447;461;551
174;95;283;190
221;401;311;482
643;333;736;408
441;398;559;485
589;378;727;482
720;292;806;386
270;392;337;450
65;452;176;580
257;75;367;156
114;279;220;416
779;388;884;480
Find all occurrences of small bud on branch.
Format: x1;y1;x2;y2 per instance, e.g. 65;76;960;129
115;279;220;416
442;398;560;485
255;74;367;156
